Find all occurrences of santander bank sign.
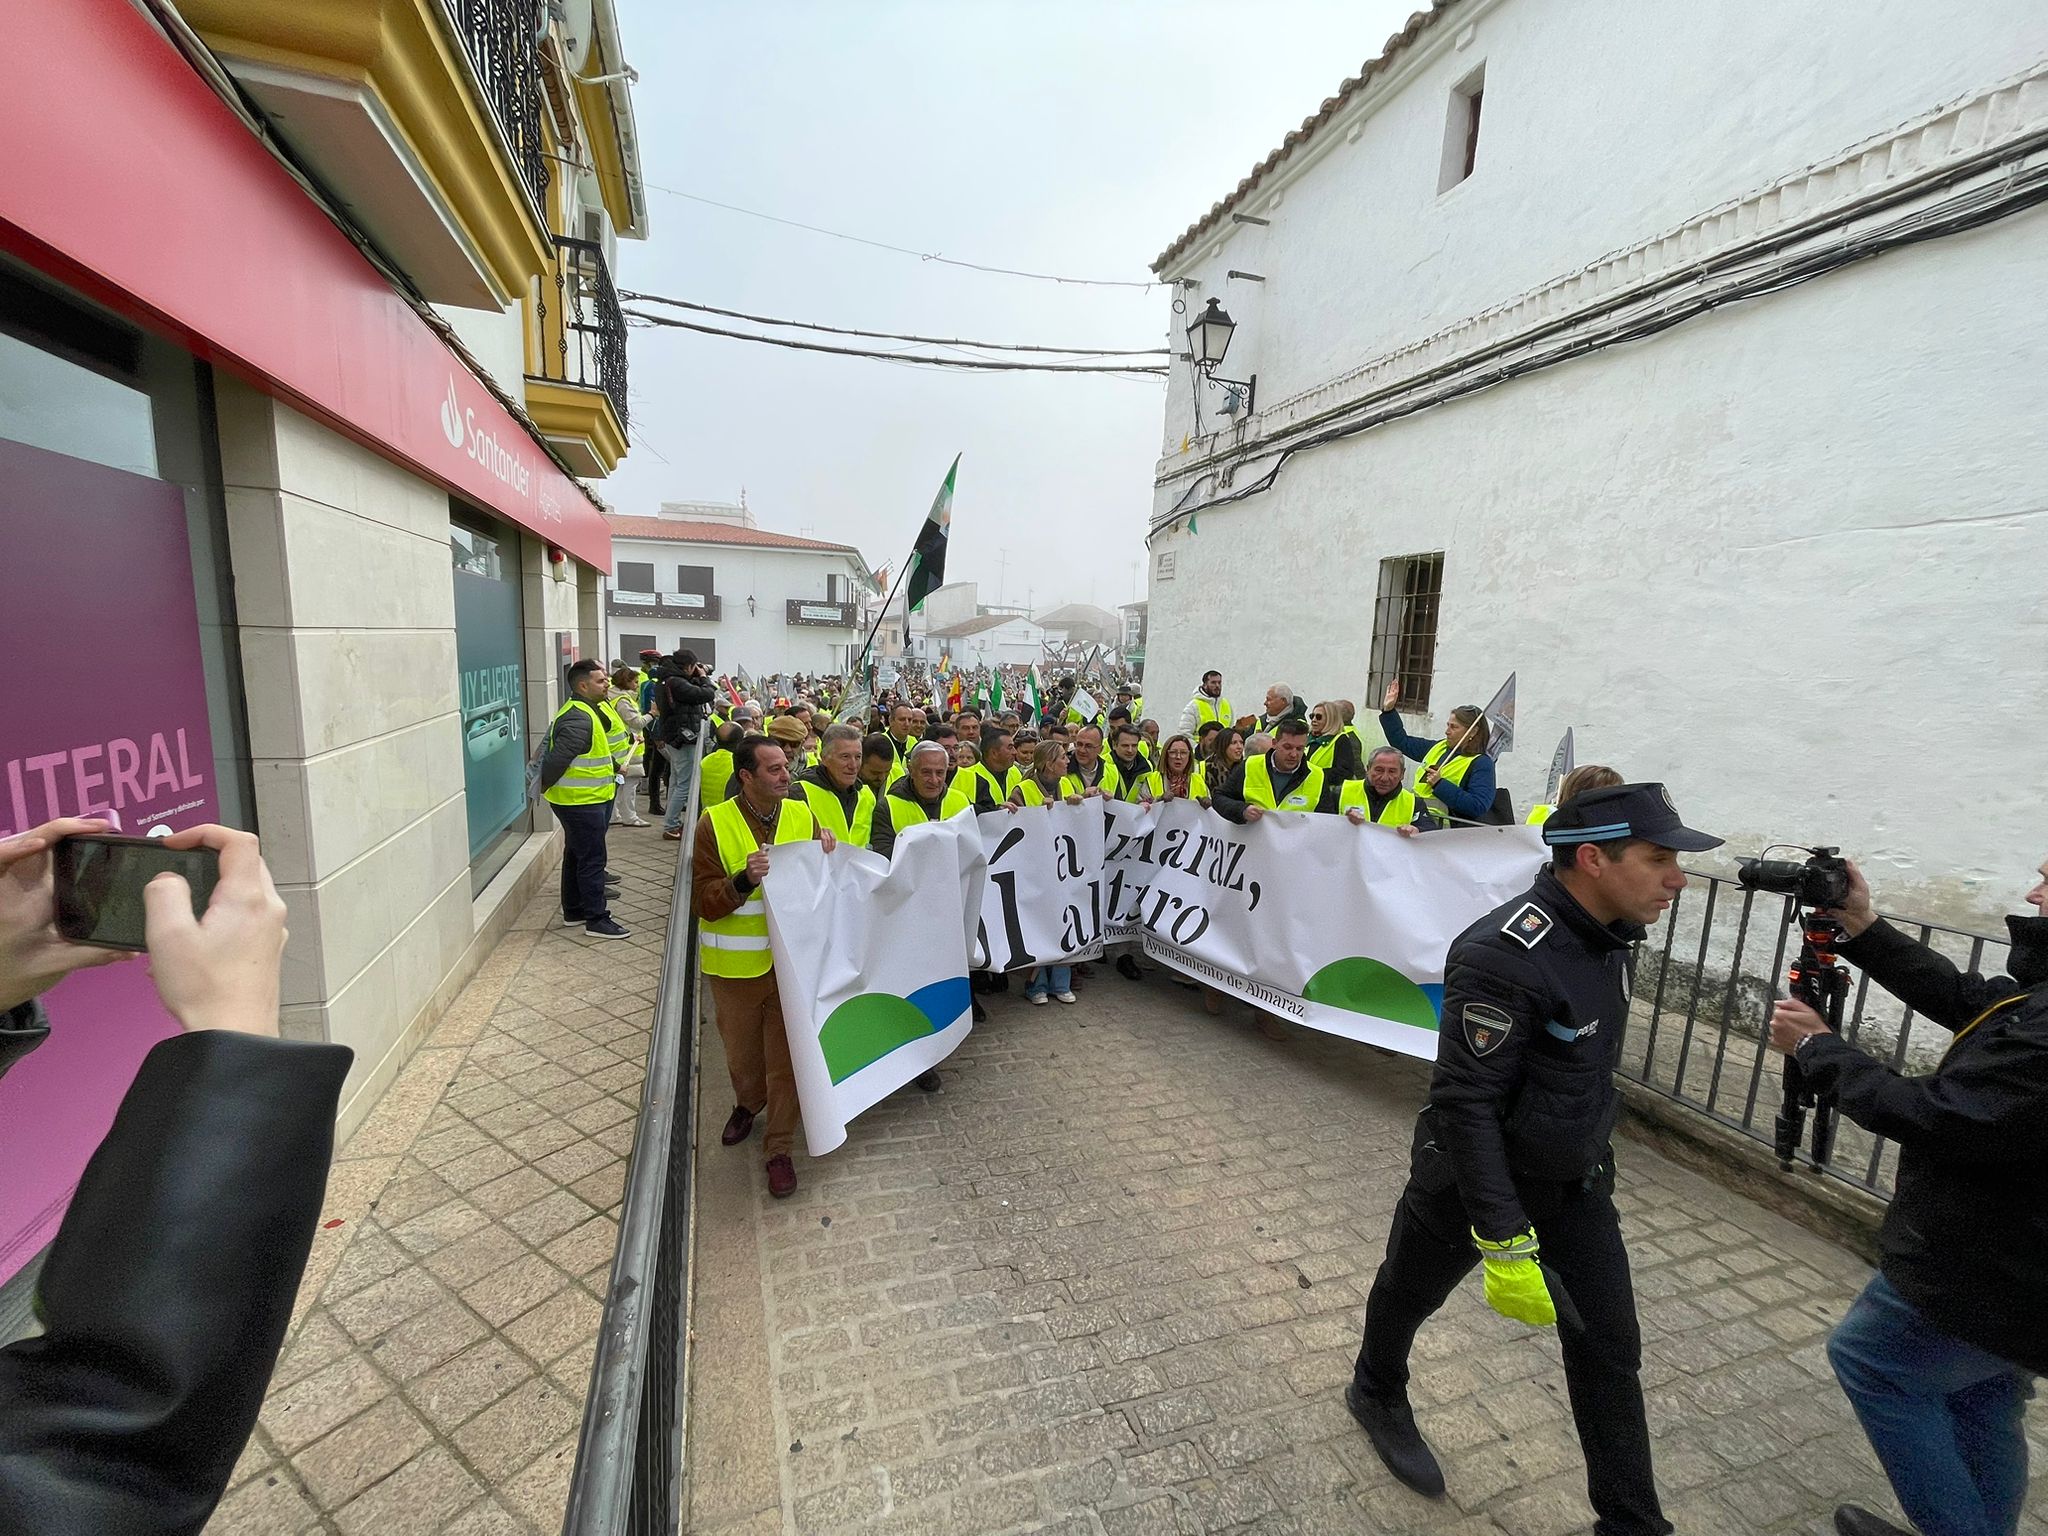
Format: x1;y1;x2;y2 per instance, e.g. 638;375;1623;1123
441;374;532;501
432;372;581;544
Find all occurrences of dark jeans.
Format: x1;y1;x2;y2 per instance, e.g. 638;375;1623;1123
1828;1272;2034;1536
551;800;612;922
644;733;668;808
1356;1153;1670;1536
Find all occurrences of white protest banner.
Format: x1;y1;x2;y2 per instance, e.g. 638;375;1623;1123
1098;800;1544;1058
971;800;1108;972
765;816;987;1155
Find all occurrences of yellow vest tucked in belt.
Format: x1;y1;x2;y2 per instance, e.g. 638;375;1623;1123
886;786;973;831
1137;765;1209;801
1192;695;1234;728
542;699;617;806
799;778;875;848
1242;753;1325;813
700;796;815;979
1415;744;1478;824
1338;780;1419;825
699;748;734;807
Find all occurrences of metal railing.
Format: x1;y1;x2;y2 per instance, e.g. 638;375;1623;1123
562;738;701;1535
535;236;631;430
1619;870;2007;1201
452;0;550;213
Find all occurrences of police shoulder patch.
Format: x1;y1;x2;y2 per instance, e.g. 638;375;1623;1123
1502;902;1552;949
1464;1003;1515;1057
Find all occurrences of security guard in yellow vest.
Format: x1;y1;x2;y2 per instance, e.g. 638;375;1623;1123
1340;747;1423;828
540;660;628;939
872;741;972;861
693;733;830;1199
1212;719;1329;823
794;723;877;849
1178;669;1234;737
1379;682;1496;827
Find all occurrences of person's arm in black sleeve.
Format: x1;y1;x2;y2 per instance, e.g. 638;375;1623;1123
1212;763;1253;824
0;1000;49;1083
538;708;589;790
871;804;898;863
1429;940;1551;1242
1797;1006;2048;1159
1837;918;2020;1033
0;1030;353;1536
669;675;718;707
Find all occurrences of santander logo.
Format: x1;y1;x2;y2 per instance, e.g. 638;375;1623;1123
439;377;466;448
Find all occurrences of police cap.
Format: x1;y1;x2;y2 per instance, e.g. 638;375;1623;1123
1541;782;1723;852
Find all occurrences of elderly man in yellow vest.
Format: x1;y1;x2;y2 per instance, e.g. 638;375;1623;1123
692;732;837;1200
794;722;878;848
1341;746;1424;830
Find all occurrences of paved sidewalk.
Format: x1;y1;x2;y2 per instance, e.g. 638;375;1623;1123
687;968;2048;1536
202;819;675;1536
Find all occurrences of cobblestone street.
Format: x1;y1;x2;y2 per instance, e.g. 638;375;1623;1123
688;965;2048;1536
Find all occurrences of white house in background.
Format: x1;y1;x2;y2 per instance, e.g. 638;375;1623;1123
1118;601;1149;676
603;500;873;676
1142;0;2048;932
929;611;1048;670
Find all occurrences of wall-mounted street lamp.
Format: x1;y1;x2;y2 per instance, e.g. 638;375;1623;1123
1186;297;1255;420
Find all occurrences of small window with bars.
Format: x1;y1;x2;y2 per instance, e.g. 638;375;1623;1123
1368;552;1445;711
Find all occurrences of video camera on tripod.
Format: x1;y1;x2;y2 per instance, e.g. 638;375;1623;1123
1737;847;1853;1172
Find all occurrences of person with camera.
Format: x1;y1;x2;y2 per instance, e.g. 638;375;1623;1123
0;817;351;1535
655;649;719;839
1767;855;2048;1536
1348;783;1723;1536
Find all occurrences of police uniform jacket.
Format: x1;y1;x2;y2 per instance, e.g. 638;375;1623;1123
1427;865;1643;1241
1797;916;2048;1375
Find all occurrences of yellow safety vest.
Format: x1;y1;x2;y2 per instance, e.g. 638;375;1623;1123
606;693;643;768
1242;753;1326;813
885;736;916;787
1014;777;1067;807
1415;743;1478;824
1308;725;1362;774
1192;694;1234;728
886;786;974;831
1104;757;1148;801
1004;763;1026;800
1338;780;1419;825
700;748;735;807
799;778;876;848
1526;802;1555;826
1059;763;1112;799
959;762;1008;809
700;796;816;979
1137;765;1209;801
542;699;618;806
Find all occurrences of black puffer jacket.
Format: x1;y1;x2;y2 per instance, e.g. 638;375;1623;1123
1798;916;2048;1374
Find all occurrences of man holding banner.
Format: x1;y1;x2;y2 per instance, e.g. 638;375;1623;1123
1348;783;1722;1536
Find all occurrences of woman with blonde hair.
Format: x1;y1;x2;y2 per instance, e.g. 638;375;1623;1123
606;666;651;827
1526;764;1623;825
1009;740;1082;807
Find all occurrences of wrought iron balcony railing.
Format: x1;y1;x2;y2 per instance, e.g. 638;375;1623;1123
536;236;631;430
452;0;550;214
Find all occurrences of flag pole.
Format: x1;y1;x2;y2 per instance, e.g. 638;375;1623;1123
856;554;917;673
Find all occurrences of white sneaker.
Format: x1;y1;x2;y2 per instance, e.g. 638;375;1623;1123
1053;991;1078;1005
1027;992;1049;1006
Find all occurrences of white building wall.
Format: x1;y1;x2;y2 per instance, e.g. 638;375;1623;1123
433;302;529;406
1145;216;2048;934
604;538;864;675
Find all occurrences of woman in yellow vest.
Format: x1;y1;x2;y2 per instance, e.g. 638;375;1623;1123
1526;764;1622;825
1010;741;1080;807
1136;734;1208;805
1339;746;1423;829
1307;700;1365;784
1378;680;1496;826
606;667;651;827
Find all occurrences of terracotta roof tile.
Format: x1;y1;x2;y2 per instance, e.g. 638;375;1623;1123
1150;1;1463;274
604;515;863;555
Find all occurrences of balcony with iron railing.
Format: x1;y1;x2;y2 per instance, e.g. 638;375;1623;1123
451;0;551;216
607;589;720;623
528;236;632;476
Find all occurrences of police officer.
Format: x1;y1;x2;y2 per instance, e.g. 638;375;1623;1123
1347;783;1721;1536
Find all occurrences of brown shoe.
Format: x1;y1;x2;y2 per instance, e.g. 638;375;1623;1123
662;827;685;841
721;1105;755;1146
766;1154;797;1198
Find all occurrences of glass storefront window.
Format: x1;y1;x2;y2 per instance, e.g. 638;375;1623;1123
452;507;529;891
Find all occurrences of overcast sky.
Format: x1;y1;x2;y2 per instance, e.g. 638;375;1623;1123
607;0;1416;613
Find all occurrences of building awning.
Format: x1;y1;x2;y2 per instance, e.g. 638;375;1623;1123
0;0;613;571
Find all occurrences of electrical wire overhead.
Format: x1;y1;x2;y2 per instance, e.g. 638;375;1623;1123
624;308;1167;377
641;180;1160;290
619;289;1168;356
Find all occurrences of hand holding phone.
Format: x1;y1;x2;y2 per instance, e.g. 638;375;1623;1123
0;817;130;1012
55;834;220;953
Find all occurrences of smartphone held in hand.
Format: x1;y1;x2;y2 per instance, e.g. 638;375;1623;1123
52;833;221;952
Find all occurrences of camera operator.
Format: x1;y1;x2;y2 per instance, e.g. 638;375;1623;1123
0;818;351;1536
655;648;719;839
1767;855;2048;1536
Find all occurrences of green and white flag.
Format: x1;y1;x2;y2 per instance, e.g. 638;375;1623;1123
905;455;958;614
988;670;1004;716
1027;666;1043;723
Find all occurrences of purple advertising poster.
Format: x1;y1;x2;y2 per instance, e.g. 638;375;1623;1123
0;436;221;1283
